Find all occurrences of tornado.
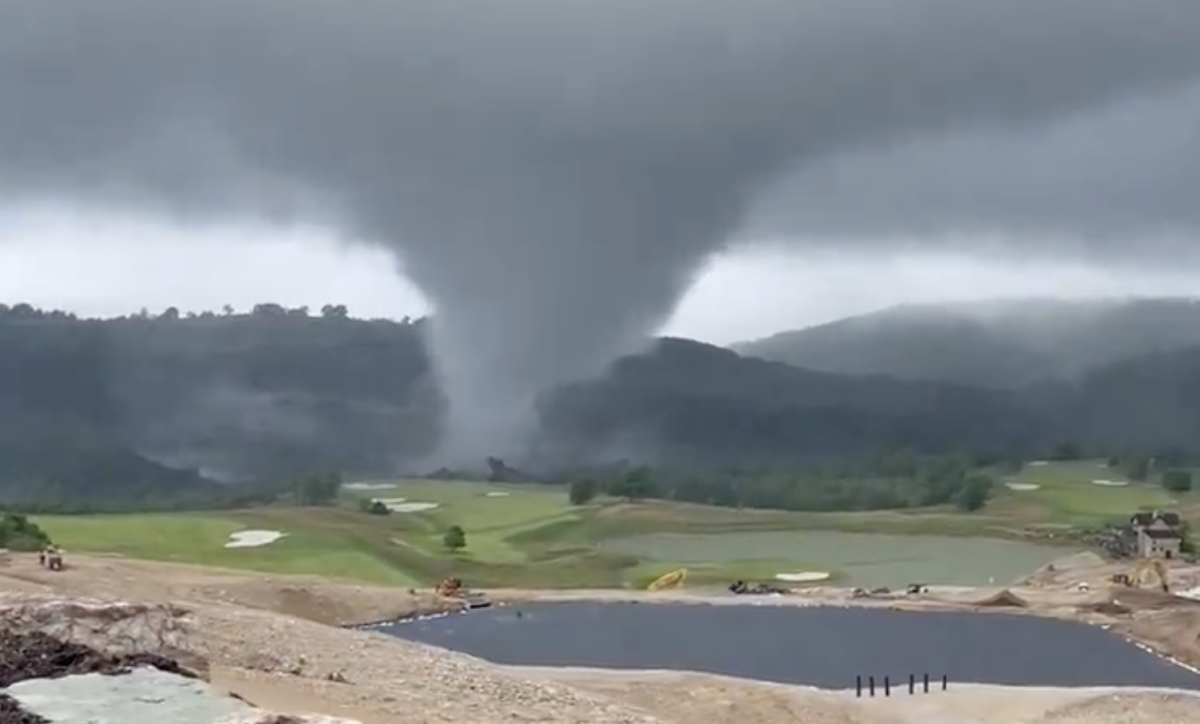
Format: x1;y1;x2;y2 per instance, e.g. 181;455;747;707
1;0;1199;464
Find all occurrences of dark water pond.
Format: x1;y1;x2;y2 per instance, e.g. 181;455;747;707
380;602;1200;690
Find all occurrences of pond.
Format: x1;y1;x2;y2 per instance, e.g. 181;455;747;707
599;531;1071;588
381;602;1200;690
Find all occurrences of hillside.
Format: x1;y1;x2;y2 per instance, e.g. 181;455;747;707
539;336;1200;469
733;297;1200;388
538;337;1040;467
0;304;440;508
6;300;1200;511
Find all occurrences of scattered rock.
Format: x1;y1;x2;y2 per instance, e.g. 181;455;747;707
0;693;49;724
0;630;196;687
0;595;196;669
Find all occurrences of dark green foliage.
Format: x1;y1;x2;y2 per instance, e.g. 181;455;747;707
442;525;466;550
358;498;391;515
1162;469;1193;493
0;513;51;551
7;300;1200;517
1178;520;1196;555
293;472;343;505
956;474;995;512
604;466;657;501
567;478;598;505
1125;456;1151;482
0;304;438;511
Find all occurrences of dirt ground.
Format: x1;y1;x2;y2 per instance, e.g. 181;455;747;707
2;550;1200;723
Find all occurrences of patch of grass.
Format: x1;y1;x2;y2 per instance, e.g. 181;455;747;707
991;460;1187;526
36;466;1147;589
35;510;421;586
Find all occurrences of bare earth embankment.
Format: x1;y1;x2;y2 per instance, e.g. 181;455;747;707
2;551;1200;723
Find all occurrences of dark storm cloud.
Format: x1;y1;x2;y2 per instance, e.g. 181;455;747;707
752;82;1200;249
1;0;1199;461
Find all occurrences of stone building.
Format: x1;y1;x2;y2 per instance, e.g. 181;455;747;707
1129;511;1182;559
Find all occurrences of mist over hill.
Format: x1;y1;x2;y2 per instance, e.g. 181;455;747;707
733;297;1200;388
6;297;1200;510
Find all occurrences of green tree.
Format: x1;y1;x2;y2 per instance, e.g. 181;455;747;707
358;498;391;515
955;474;994;512
1126;456;1151;481
0;513;52;551
1178;520;1196;555
294;472;342;506
442;525;467;551
568;478;598;505
1162;469;1193;493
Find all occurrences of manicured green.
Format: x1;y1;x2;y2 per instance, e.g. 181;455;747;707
987;459;1188;526
30;462;1182;589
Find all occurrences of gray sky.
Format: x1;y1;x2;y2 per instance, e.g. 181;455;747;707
3;206;1198;345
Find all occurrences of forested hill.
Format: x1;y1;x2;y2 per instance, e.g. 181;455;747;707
0;302;440;507
539;337;1200;468
6;300;1200;510
733;297;1200;388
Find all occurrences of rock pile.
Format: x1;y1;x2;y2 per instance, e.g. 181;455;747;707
0;595;362;724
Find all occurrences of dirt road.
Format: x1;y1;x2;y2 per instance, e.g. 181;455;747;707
2;551;1199;723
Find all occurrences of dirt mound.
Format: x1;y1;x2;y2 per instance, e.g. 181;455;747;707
974;589;1029;608
1077;599;1133;616
1034;691;1200;722
0;630;196;688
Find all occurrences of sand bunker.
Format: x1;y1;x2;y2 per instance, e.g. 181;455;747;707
224;530;286;548
1029;460;1049;466
1092;479;1129;487
1005;482;1041;491
774;572;831;583
343;482;397;491
373;497;440;513
485;491;511;497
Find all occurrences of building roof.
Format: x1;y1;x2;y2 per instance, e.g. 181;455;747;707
1143;528;1181;540
1131;511;1182;527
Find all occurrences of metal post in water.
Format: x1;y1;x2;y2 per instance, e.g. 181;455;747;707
855;675;862;698
908;674;914;694
884;676;890;697
923;673;929;693
869;676;875;697
942;674;948;691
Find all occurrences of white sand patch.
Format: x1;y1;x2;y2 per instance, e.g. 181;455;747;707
774;571;831;583
1029;460;1049;466
343;482;397;491
391;502;440;512
485;491;511;497
1005;482;1041;491
373;497;440;513
1178;586;1200;601
224;530;286;548
1092;479;1130;487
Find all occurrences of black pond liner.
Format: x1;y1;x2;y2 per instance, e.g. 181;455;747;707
377;601;1200;691
0;631;197;724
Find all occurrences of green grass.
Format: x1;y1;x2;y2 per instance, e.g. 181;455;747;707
32;462;1181;589
987;459;1189;527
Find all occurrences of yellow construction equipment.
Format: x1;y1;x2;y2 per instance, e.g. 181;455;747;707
647;568;687;591
1111;559;1169;592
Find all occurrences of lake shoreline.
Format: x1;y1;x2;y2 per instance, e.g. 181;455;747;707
381;600;1200;691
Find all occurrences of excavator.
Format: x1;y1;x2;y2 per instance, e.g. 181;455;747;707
1111;558;1169;593
646;569;687;591
435;577;491;608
